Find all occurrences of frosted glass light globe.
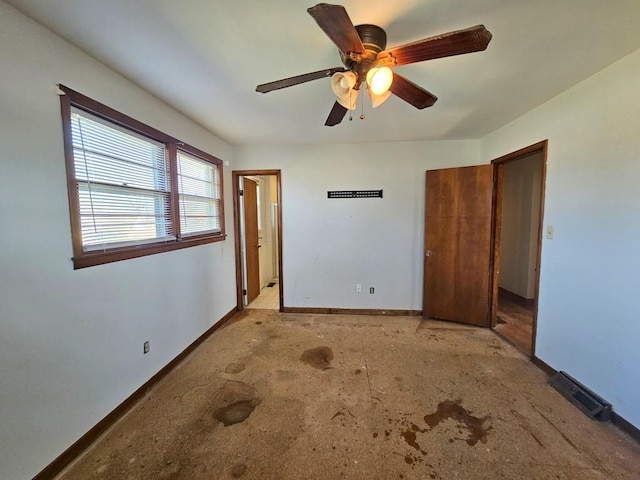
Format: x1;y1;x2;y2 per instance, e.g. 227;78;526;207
366;67;393;95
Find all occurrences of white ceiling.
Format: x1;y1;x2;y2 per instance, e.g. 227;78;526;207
7;0;640;146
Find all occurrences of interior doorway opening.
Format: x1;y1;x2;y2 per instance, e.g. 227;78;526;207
490;141;547;357
232;170;283;311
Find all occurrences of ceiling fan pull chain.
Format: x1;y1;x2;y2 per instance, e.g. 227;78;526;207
360;88;365;120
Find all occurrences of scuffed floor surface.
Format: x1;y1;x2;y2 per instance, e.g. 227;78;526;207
59;311;640;479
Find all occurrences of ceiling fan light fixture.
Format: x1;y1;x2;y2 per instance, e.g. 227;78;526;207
331;71;357;110
366;66;393;95
257;5;492;127
368;89;392;108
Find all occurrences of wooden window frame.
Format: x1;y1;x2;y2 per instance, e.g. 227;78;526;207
59;85;225;269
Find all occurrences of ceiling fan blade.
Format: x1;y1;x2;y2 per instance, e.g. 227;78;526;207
307;3;365;55
256;67;346;93
325;101;349;126
379;25;492;66
390;73;438;109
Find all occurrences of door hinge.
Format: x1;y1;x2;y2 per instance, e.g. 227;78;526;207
239;190;244;196
243;289;247;295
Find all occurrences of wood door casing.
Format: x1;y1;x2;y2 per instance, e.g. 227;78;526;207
423;165;494;327
243;178;260;304
232;169;283;312
490;164;504;327
489;140;548;355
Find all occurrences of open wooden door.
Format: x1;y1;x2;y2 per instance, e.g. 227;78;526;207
423;165;494;327
243;178;261;304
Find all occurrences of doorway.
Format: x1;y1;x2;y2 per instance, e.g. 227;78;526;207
490;141;547;357
421;141;547;359
232;170;283;311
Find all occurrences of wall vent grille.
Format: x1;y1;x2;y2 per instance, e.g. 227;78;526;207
327;190;383;199
550;371;612;421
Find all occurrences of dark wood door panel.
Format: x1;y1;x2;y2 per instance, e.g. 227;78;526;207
423;164;493;327
243;178;260;304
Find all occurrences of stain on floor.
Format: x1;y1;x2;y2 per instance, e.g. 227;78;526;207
424;399;492;446
56;312;640;480
401;429;427;455
213;399;260;426
300;346;333;370
230;462;248;478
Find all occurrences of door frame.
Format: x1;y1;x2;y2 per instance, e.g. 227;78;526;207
232;169;283;312
489;140;548;358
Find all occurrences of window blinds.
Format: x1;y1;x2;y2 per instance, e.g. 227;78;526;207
177;150;222;236
70;107;174;250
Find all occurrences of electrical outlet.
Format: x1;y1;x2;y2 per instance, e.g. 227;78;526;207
370;287;375;294
355;283;362;293
143;341;150;354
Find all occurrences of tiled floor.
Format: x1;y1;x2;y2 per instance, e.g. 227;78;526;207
246;282;279;309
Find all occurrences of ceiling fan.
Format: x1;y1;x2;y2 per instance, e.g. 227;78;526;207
256;3;492;126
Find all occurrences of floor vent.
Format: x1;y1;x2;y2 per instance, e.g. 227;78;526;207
550;371;612;421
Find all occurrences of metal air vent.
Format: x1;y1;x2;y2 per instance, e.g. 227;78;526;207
550;371;612;421
327;189;383;199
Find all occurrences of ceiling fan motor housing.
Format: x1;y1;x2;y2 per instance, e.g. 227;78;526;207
340;24;388;85
356;24;387;52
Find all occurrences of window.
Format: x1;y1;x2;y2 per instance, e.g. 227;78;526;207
177;150;222;236
59;85;225;269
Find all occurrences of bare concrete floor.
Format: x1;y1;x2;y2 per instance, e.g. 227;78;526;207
59;310;640;479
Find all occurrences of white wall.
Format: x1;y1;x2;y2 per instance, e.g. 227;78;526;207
483;48;640;427
0;3;236;478
499;153;542;299
235;140;481;311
